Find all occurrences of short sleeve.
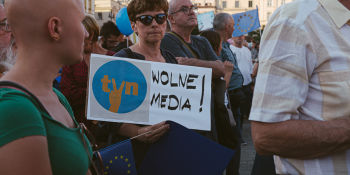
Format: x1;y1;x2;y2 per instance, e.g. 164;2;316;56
160;34;188;58
249;17;313;123
0;90;46;147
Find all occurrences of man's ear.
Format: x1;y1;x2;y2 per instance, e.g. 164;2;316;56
48;17;62;41
168;15;175;25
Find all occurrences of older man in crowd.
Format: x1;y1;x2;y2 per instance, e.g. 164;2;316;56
160;0;226;143
213;13;246;134
160;0;224;79
250;0;350;174
213;12;243;175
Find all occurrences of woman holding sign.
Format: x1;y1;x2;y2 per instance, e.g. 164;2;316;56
113;0;174;145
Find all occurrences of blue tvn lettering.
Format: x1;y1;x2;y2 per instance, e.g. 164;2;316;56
92;60;147;113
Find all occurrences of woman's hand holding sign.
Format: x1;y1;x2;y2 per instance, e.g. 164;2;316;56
118;122;170;144
136;121;170;143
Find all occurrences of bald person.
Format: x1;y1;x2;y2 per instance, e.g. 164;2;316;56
0;0;92;175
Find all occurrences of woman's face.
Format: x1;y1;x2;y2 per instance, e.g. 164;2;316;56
132;10;167;44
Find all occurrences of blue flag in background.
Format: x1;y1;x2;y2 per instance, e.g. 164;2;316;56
139;121;235;175
232;8;260;37
98;139;137;175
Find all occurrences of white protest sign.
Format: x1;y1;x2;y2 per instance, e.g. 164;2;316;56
197;11;215;31
87;54;212;131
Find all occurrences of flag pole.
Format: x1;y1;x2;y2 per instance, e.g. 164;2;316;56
256;5;262;38
130;126;165;140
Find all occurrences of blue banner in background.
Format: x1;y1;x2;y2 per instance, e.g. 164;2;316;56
232;8;260;37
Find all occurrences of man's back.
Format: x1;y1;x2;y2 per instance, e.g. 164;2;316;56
250;0;350;174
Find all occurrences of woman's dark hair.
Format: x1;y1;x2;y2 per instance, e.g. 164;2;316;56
200;30;222;53
127;0;169;22
100;21;121;38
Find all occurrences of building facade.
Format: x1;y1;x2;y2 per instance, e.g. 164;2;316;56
94;0;131;26
194;0;294;26
84;0;95;14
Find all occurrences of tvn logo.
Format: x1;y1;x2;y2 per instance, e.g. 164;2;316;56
101;75;139;113
93;60;147;114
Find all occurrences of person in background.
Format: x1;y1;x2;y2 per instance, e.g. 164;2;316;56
100;21;130;53
230;35;253;120
0;0;92;174
161;0;225;143
199;30;233;88
213;12;244;175
161;0;225;79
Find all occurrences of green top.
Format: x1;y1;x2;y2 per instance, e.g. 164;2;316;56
0;88;92;175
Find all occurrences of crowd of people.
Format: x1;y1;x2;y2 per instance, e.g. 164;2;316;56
0;0;349;174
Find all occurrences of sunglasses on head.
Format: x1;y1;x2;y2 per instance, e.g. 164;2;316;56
135;14;167;26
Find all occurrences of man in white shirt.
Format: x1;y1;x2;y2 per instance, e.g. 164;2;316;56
250;0;350;174
230;35;253;120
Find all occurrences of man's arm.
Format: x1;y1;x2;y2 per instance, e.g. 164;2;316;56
251;118;350;159
176;57;225;78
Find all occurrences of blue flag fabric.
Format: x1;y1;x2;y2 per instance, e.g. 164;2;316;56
139;121;235;175
98;139;137;175
232;8;260;37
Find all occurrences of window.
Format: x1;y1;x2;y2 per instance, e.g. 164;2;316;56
248;0;253;7
281;0;286;5
235;0;239;8
222;1;227;8
267;12;272;21
267;0;272;7
97;12;103;20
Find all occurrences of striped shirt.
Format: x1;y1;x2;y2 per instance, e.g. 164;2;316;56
249;0;350;174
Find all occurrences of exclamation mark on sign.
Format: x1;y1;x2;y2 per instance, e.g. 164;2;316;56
199;75;205;112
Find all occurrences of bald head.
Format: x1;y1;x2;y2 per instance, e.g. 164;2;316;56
6;0;87;65
169;0;178;14
7;0;83;45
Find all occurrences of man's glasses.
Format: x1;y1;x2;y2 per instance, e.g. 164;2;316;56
171;6;198;15
135;14;167;26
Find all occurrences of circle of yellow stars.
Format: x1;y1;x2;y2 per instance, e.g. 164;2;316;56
236;13;255;33
104;155;132;175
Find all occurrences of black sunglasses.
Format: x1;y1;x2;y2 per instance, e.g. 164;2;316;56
135;14;167;26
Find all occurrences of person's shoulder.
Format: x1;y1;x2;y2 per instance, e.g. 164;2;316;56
163;32;179;42
191;35;208;43
161;49;178;64
0;89;46;147
268;0;320;28
114;48;129;58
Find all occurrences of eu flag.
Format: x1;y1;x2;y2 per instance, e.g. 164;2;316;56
139;121;235;175
232;8;260;37
98;139;137;175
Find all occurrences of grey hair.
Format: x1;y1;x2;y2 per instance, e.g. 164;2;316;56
213;13;232;31
0;38;16;74
168;0;178;14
